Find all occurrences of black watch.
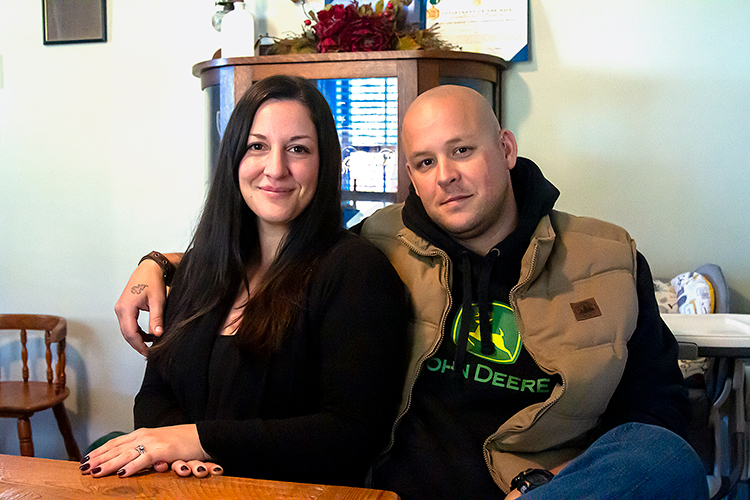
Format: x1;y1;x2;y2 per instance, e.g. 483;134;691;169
510;468;554;494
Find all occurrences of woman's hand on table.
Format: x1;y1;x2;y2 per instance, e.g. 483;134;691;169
80;424;218;478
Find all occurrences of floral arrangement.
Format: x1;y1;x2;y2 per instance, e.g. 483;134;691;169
269;0;456;55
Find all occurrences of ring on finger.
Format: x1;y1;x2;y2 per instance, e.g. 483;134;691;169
135;444;146;456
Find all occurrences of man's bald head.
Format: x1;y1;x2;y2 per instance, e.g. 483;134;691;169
400;85;519;255
403;85;501;145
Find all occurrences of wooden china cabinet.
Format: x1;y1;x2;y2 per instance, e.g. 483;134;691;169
192;50;507;215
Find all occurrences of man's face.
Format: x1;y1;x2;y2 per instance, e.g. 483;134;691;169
403;91;518;254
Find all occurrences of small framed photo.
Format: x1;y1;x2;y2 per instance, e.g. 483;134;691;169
43;0;107;45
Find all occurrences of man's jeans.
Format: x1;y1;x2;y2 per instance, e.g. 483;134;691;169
522;422;709;500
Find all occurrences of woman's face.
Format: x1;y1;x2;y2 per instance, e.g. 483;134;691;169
238;99;319;233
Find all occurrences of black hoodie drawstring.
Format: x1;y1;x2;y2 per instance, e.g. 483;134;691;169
453;252;473;378
478;249;500;356
453;249;501;378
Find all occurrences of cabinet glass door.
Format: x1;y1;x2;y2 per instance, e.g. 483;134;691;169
316;77;398;227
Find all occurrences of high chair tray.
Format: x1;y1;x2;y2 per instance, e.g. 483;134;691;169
661;313;750;357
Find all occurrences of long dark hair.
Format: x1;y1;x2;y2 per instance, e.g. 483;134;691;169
150;75;342;367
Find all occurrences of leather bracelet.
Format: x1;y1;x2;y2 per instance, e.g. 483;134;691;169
138;251;175;286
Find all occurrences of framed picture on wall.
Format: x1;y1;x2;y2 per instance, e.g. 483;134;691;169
42;0;107;45
425;0;529;61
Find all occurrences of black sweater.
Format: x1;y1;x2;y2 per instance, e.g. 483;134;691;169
134;233;409;486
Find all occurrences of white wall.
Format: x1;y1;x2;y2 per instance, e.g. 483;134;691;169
504;2;750;311
0;1;748;458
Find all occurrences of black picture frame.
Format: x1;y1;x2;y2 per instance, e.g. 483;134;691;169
42;0;107;45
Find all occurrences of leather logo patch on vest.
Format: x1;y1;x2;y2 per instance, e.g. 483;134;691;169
570;298;602;321
452;302;522;364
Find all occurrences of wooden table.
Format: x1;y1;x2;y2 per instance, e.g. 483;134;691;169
0;454;400;499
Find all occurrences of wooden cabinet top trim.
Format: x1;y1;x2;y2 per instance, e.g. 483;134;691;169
192;50;507;78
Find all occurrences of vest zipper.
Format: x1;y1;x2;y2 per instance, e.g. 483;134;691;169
376;234;453;461
482;239;567;492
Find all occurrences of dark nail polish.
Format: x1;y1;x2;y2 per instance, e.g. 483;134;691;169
91;467;102;474
197;466;206;473
213;466;223;473
117;468;126;476
80;455;89;464
181;465;190;472
79;463;90;472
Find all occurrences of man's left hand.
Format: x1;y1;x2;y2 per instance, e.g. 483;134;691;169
504;488;522;500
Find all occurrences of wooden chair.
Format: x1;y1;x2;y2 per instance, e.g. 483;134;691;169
0;314;81;461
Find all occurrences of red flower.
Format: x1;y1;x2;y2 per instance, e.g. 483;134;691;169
338;15;395;52
312;3;359;41
270;0;455;55
318;37;338;53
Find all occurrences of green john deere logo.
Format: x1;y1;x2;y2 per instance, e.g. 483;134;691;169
452;302;521;364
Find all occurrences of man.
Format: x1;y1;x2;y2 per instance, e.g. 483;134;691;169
116;86;707;499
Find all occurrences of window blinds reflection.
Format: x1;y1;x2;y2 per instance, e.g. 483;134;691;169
316;78;399;227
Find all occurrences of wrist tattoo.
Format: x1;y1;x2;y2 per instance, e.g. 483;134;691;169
131;284;148;294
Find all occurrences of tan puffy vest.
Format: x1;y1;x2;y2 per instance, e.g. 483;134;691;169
360;204;638;492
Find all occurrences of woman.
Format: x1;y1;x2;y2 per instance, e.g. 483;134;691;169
82;75;408;485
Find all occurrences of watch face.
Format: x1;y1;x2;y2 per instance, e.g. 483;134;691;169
528;470;552;485
512;468;554;494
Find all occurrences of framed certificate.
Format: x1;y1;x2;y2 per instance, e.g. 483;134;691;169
426;0;528;61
